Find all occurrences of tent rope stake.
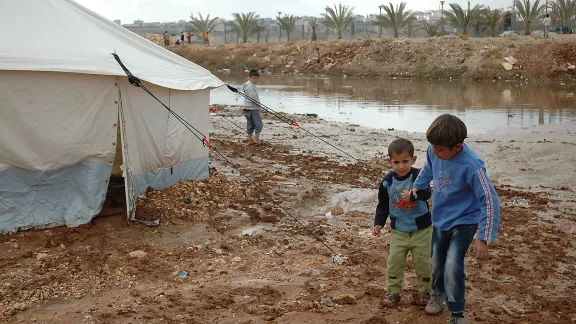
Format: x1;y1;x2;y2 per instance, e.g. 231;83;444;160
111;53;345;265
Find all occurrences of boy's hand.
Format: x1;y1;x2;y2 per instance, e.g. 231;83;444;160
401;190;412;202
373;225;382;236
473;239;489;259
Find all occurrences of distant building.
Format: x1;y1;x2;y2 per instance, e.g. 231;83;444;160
113;19;121;25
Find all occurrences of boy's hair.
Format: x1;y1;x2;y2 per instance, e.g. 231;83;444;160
546;14;550;17
426;114;467;148
388;138;414;157
248;69;260;77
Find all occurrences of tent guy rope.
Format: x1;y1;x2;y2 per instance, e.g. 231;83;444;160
111;53;345;265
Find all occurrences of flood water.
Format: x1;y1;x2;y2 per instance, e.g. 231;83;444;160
210;74;576;134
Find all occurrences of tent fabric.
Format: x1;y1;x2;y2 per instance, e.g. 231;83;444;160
117;79;211;214
0;1;222;233
0;160;112;235
0;0;224;91
0;71;118;172
0;71;118;234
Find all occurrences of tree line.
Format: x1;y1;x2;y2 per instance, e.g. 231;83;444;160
186;0;576;42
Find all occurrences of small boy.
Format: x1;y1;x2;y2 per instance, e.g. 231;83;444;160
242;70;263;145
374;138;432;307
411;114;500;324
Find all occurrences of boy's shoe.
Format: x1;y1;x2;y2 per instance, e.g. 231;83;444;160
425;291;445;314
382;292;401;307
242;134;253;144
448;317;469;324
252;132;262;145
414;292;430;306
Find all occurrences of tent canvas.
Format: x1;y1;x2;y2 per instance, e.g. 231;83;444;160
0;0;224;234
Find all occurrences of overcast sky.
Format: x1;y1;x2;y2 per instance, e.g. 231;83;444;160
75;0;510;23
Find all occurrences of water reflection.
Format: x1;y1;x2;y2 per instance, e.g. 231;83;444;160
210;74;576;134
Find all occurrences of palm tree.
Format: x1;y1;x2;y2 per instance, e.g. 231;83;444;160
550;0;576;27
482;7;503;37
308;17;319;41
514;0;545;35
444;2;484;36
188;13;219;34
322;4;355;39
422;20;442;37
374;2;416;38
277;14;297;41
229;12;261;43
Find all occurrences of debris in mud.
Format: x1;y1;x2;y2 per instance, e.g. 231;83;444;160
139;219;160;227
332;294;357;305
35;253;49;261
330;206;345;216
320;297;336;307
128;250;148;258
177;271;189;279
571;226;576;234
502;62;514;71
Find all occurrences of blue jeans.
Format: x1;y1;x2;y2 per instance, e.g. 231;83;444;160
431;224;478;313
243;109;263;134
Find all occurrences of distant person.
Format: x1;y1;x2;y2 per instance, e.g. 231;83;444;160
163;31;169;48
242;70;263;145
204;32;209;45
373;138;432;308
316;47;321;64
543;14;552;38
187;32;192;45
180;32;185;47
413;114;500;324
175;39;180;45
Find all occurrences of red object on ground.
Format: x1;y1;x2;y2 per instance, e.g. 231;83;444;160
210;107;216;113
290;122;299;127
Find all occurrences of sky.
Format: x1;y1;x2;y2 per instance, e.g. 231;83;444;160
74;0;510;23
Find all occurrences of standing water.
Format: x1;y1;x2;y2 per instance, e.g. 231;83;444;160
210;74;576;134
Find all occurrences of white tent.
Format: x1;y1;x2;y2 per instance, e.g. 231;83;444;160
0;0;224;234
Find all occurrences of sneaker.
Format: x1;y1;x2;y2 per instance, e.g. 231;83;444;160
382;292;401;307
425;291;445;314
448;316;469;324
414;292;430;306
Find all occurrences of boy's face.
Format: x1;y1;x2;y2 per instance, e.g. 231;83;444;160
432;144;463;160
387;151;417;177
249;76;259;84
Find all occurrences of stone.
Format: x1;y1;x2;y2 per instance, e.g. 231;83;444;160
13;303;27;311
128;250;148;258
568;65;576;70
36;253;49;261
504;56;518;65
271;175;288;181
501;62;513;71
332;294;357;305
330;206;344;216
232;256;242;262
321;297;336;307
570;226;576;234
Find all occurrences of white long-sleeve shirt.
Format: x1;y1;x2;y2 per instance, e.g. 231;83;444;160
242;80;260;110
543;17;552;26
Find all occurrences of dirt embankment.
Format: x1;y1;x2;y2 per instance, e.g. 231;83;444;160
166;36;576;83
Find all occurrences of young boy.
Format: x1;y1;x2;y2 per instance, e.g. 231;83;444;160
242;70;263;145
411;114;500;324
374;138;432;307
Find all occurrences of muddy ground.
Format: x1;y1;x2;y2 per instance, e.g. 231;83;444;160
1;106;575;323
164;36;576;84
